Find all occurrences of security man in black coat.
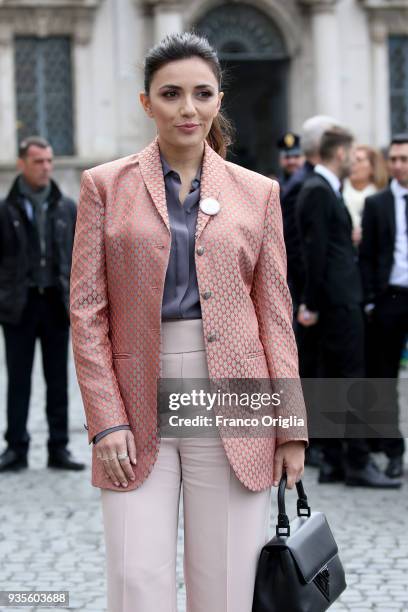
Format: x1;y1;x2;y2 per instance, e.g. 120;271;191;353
0;136;84;472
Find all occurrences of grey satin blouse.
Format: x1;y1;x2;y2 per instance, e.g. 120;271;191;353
93;153;203;444
161;154;202;320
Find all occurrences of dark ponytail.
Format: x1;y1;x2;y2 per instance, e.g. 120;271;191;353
143;32;233;158
206;114;233;159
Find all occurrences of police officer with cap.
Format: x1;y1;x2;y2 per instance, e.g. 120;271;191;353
277;132;304;189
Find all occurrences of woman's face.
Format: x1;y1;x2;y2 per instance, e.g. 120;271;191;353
350;148;372;185
140;57;223;151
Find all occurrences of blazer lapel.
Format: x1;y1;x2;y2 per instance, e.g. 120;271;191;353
195;141;226;242
138;137;226;240
138;137;170;232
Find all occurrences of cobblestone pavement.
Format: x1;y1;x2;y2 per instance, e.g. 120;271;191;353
0;335;407;612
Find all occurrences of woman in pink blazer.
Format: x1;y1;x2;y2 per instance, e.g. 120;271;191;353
70;32;308;612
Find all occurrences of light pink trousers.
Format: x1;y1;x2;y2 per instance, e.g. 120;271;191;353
101;319;272;612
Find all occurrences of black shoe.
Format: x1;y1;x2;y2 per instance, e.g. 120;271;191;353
385;456;403;479
0;448;28;472
346;460;402;488
48;448;85;471
305;446;323;468
318;462;345;484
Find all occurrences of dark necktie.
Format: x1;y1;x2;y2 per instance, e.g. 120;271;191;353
404;195;408;238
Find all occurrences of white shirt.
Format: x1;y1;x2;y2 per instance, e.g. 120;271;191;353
342;179;377;229
389;178;408;287
314;164;342;197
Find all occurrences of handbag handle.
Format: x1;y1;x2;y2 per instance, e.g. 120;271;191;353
275;473;311;537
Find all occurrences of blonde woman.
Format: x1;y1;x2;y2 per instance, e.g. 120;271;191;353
343;145;388;245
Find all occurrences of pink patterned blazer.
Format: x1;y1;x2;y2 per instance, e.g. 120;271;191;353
70;137;308;491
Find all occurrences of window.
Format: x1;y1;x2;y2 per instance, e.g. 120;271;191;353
14;36;74;155
389;35;408;135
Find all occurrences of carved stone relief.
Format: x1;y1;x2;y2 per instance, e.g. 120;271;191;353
0;1;102;46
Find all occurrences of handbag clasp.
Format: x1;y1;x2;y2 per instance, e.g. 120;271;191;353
276;513;290;537
297;498;311;517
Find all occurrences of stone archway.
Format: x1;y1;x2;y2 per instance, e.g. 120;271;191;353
195;3;290;174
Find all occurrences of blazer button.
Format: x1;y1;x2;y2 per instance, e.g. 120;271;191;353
202;291;212;300
207;333;217;342
196;246;205;256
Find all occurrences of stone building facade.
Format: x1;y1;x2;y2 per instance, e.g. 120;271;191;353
0;0;407;197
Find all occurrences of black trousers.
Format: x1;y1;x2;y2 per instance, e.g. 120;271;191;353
312;304;371;470
296;320;324;456
297;323;323;378
365;289;407;459
2;287;70;455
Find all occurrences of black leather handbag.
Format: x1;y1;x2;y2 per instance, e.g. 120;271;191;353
252;474;347;612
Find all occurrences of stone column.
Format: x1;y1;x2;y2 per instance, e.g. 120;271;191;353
73;29;94;158
303;0;341;119
370;19;391;147
153;1;184;43
0;28;17;162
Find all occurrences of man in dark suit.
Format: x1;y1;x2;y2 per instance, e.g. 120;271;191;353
297;127;401;488
280;117;338;469
280;116;336;312
0;136;84;472
360;133;408;479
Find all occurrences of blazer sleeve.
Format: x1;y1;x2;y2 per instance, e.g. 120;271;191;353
250;181;308;448
296;185;331;312
359;196;378;304
70;170;130;444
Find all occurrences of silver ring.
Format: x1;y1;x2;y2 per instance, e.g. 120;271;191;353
117;452;129;461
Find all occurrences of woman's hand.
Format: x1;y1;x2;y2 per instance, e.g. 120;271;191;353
95;430;137;488
273;440;306;489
